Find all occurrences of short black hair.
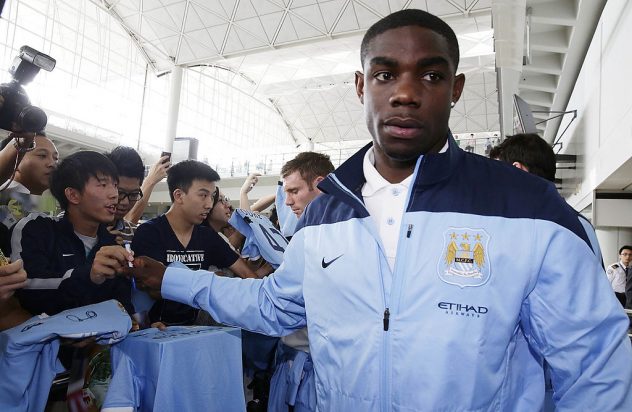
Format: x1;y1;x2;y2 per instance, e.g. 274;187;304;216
493;133;556;182
281;152;334;185
167;160;220;202
50;151;119;210
488;145;502;160
360;9;460;72
106;146;145;183
619;246;632;255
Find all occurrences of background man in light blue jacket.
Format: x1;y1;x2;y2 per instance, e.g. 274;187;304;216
129;9;632;411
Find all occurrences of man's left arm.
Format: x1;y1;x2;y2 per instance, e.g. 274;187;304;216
524;220;632;410
133;229;309;336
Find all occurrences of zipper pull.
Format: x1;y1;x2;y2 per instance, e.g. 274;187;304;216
383;308;390;331
406;224;413;238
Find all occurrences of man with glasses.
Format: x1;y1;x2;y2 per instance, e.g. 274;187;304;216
607;246;632;307
106;147;170;244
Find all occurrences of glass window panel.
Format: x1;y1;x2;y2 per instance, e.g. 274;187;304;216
12;26;46;51
79;38;101;65
54;0;80;28
51;22;76;51
14;3;47;32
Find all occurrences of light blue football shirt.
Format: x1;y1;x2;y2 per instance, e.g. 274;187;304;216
0;300;131;412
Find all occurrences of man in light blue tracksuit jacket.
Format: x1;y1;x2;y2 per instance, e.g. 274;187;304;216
130;9;632;411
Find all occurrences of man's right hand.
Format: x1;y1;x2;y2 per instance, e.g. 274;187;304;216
90;245;134;285
129;256;167;294
0;259;27;300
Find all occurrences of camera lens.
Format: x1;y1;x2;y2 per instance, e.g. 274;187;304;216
17;105;47;133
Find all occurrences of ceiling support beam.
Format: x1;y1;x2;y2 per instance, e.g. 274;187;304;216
492;0;527;137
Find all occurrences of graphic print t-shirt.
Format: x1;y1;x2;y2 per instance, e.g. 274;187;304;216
132;214;238;325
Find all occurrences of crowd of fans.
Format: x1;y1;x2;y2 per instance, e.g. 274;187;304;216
0;7;630;412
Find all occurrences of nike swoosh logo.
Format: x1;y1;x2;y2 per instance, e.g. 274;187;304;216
321;254;343;268
62;254;74;257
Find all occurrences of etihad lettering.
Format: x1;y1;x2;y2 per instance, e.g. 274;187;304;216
438;301;488;316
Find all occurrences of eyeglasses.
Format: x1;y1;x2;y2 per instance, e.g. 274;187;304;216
118;189;143;202
211;187;230;210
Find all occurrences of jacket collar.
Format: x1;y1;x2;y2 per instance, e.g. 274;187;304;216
319;132;463;198
412;132;463;187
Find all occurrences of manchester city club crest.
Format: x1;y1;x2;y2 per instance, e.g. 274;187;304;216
437;228;491;288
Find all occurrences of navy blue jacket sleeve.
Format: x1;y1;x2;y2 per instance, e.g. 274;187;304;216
12;216;134;316
12;216;100;315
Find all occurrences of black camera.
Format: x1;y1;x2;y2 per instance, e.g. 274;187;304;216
0;45;55;133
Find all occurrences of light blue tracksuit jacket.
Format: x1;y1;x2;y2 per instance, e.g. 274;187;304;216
163;137;632;411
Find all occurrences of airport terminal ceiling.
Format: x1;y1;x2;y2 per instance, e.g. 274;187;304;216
0;0;606;171
92;0;498;149
90;0;605;149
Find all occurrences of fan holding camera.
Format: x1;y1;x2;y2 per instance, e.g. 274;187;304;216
0;45;56;331
0;45;55;187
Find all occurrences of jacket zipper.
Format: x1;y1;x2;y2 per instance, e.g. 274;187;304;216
383;308;390;331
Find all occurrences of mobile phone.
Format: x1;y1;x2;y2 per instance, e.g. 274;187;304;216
160;151;171;164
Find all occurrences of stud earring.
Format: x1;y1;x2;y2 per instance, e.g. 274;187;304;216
450;101;455;108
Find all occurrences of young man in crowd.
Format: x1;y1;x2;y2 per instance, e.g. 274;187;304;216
489;132;556;182
282;152;334;220
105;146;170;244
11;151;134;316
0;132;58;253
131;160;255;326
130;9;632;410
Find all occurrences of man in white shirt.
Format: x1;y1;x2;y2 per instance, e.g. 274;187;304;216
607;245;632;307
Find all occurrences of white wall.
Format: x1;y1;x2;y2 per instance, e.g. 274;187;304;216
557;0;632;260
560;0;632;209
